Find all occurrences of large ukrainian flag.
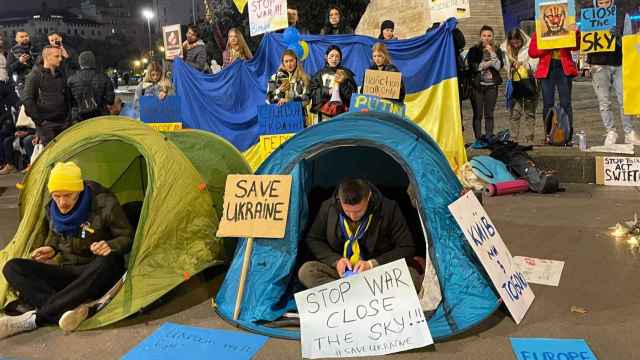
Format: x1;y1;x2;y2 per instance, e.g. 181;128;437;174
173;19;465;171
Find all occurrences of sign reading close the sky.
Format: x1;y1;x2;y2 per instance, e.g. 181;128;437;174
295;259;433;358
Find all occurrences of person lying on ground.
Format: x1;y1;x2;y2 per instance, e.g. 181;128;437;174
0;162;133;339
298;178;421;291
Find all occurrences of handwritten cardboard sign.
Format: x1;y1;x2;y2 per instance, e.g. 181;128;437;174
216;175;292;239
121;322;268;360
580;6;616;32
162;24;182;60
362;70;402;100
513;256;565;287
295;259;433;359
349;94;406;118
510;338;598;360
248;0;288;36
448;192;535;324
535;0;577;49
580;31;615;53
257;102;304;135
147;122;183;132
429;0;471;23
596;156;640;186
140;96;181;124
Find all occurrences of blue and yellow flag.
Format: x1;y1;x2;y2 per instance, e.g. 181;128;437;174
173;19;465;171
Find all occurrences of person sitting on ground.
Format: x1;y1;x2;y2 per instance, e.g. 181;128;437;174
366;42;406;102
267;49;310;108
67;51;115;122
0;162;132;339
378;20;397;40
222;28;253;67
298;178;421;291
182;24;209;73
133;61;174;114
320;6;354;35
309;45;357;122
0;115;35;175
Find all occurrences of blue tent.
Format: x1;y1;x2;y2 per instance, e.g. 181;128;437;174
215;112;500;341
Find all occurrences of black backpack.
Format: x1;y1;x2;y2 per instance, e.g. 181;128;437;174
76;74;99;116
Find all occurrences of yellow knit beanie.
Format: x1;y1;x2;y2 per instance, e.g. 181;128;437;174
48;162;84;193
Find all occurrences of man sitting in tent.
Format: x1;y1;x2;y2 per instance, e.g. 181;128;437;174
0;162;132;339
299;178;421;290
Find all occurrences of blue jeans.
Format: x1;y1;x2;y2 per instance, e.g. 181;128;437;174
541;60;573;138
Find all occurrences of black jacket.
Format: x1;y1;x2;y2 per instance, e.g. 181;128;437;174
7;44;37;85
320;24;354;35
310;65;357;113
366;63;406;102
44;181;133;265
587;41;622;66
305;184;416;267
67;68;115;120
466;44;505;87
21;66;71;125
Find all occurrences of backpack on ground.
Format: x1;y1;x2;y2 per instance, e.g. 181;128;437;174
547;105;571;146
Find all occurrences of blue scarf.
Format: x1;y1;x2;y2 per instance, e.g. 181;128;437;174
50;185;92;237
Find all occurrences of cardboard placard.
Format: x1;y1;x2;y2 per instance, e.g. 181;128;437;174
580;31;615;53
595;156;640;186
535;0;577;49
147;123;183;132
259;133;294;156
448;192;535;324
121;322;268;360
349;94;406;118
429;0;471;23
295;259;433;359
162;24;183;60
580;6;616;32
248;0;288;36
257;102;304;135
216;175;292;238
512;256;565;287
362;70;402;100
510;338;598;360
140;96;181;124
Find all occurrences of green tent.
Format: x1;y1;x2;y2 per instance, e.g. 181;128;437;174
0;117;251;329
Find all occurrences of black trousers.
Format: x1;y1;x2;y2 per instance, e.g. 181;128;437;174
37;121;70;146
3;255;125;325
470;85;498;140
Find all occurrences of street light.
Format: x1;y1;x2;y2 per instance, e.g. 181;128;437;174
142;58;148;64
142;9;154;58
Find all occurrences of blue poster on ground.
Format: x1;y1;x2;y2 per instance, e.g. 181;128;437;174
510;338;598;360
121;322;268;360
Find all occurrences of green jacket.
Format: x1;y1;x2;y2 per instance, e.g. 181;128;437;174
44;181;133;265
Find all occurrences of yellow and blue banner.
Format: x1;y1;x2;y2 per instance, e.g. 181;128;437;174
173;19;465;171
535;0;577;49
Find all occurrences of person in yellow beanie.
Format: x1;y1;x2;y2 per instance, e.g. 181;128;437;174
0;162;133;339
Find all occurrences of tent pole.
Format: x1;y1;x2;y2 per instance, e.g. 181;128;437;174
233;237;254;320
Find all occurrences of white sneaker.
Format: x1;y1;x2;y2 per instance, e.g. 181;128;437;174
624;130;640;145
604;129;618;146
58;305;89;332
0;310;37;339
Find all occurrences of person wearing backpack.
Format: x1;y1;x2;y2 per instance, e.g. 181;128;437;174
501;28;539;144
529;28;580;145
67;51;115;122
467;25;505;141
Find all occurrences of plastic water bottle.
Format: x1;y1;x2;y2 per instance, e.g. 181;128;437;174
576;131;587;151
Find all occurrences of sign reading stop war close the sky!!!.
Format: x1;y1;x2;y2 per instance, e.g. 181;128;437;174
295;259;433;359
216;175;292;239
362;70;402;100
248;0;288;36
448;192;535;324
